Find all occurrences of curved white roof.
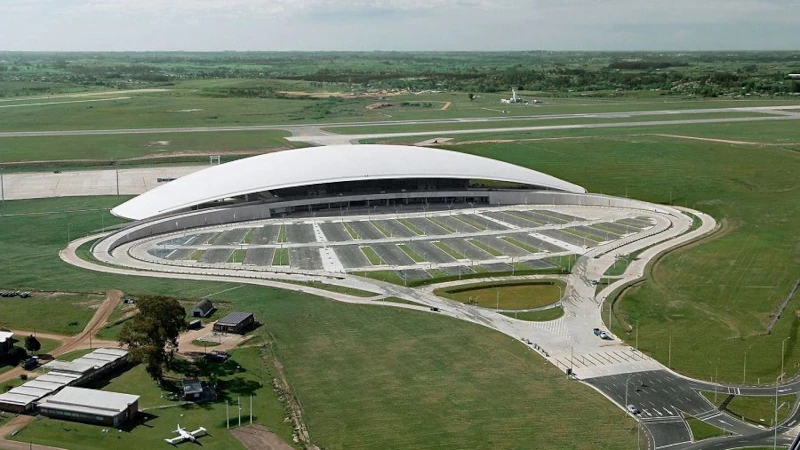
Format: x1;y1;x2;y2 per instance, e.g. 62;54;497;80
112;144;586;220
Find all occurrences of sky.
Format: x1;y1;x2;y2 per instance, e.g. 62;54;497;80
1;0;799;51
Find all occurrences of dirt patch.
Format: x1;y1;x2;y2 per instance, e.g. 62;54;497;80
230;424;294;450
440;101;452;111
366;102;393;110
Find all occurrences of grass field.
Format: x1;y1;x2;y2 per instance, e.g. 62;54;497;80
684;414;729;441
702;392;798;426
451;132;800;384
325;111;775;135
500;306;565;322
0;196;641;447
0;292;102;335
0;130;293;164
435;280;564;310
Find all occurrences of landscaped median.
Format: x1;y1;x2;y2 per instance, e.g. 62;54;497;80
434;279;565;310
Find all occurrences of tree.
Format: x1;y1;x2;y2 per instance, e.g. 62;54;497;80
24;335;41;354
118;296;186;383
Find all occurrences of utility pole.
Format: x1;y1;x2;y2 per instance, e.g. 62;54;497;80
226;400;230;429
238;396;242;427
250;395;253;424
0;172;4;201
115;168;120;196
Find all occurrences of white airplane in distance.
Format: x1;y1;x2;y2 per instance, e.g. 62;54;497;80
164;424;208;445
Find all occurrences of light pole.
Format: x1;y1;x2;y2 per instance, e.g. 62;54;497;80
744;350;748;384
625;373;634;413
774;375;779;450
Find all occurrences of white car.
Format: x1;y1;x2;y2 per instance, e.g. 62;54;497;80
599;331;611;340
626;405;639;415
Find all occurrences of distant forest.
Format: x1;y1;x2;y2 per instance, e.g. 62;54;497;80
1;51;799;98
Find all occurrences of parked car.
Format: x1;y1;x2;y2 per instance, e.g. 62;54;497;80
626;404;640;415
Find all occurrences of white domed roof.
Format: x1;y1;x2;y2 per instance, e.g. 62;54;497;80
112;144;585;220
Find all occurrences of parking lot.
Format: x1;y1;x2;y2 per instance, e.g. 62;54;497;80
140;205;654;275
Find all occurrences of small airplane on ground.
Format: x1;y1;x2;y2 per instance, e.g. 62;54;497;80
164;424;208;445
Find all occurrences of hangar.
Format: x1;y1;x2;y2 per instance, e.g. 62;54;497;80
111;145;586;221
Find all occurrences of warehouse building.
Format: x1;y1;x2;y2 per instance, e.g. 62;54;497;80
213;311;254;334
0;348;128;414
38;387;139;427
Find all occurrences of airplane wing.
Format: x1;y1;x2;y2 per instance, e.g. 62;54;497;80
190;427;207;437
165;436;185;445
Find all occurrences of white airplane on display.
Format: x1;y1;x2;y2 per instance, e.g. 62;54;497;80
164;424;208;445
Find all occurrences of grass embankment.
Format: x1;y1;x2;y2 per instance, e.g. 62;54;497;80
500;306;565;322
272;279;379;298
701;392;798;426
435;280;564;310
453;132;800;383
683;414;729;441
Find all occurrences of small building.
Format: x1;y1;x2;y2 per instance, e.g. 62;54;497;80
181;378;204;401
0;331;13;356
213;312;254;334
191;298;214;318
38;387;139;427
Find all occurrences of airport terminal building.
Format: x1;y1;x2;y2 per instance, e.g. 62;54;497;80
110;144;586;222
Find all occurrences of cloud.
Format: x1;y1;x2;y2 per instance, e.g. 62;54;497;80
0;0;798;50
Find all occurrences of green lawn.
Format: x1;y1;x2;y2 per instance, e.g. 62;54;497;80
276;225;288;243
397;244;425;263
702;392;798;426
0;130;293;164
271;248;289;266
452;134;799;383
435;280;564;310
427;217;456;233
398;219;425;235
227;249;247;263
370;221;391;237
468;239;504;257
326;111;774;135
432;241;465;260
684;414;729;441
0;193;639;449
271;279;378;298
360;246;385;266
0;293;102;335
500;306;565;322
342;222;359;239
501;236;539;253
